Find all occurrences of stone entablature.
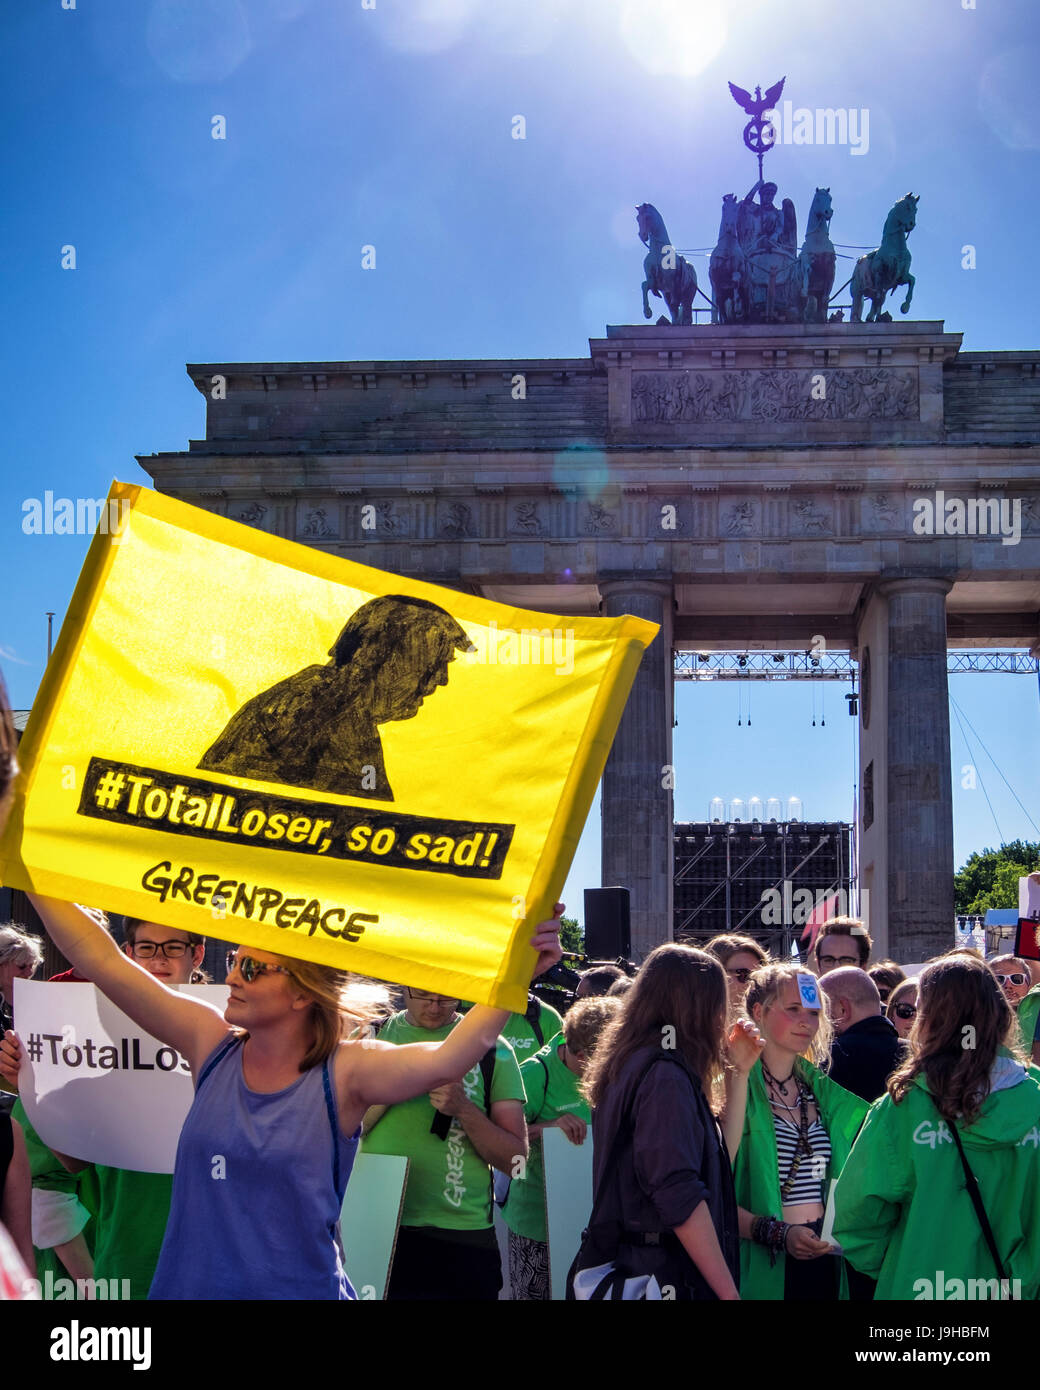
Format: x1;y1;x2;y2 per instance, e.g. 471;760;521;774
140;320;1040;594
170;325;1040;458
154;478;1040;556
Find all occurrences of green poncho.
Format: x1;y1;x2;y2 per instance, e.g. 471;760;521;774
1016;985;1040;1057
833;1064;1040;1299
732;1057;869;1300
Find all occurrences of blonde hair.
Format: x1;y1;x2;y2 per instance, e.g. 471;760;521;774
743;962;833;1066
277;957;391;1071
989;954;1030;978
563;996;620;1057
887;978;918;1013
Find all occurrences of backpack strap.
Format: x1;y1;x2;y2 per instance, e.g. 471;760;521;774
430;1043;499;1140
534;1056;550;1117
945;1108;1008;1283
479;1044;497;1116
525;994;544;1049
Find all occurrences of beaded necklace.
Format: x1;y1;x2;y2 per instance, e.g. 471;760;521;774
762;1059;818;1200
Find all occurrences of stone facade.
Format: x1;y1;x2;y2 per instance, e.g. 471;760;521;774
140;322;1040;962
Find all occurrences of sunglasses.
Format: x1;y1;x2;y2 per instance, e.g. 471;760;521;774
726;968;753;983
225;950;291;984
891;1002;917;1020
995;973;1028;986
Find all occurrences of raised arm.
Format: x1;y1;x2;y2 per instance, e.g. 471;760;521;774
719;1020;763;1162
339;907;564;1117
28;895;229;1073
344;1003;509;1112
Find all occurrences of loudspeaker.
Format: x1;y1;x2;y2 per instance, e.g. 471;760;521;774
584;887;631;961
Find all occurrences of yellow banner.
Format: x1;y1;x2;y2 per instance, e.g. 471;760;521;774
0;483;657;1009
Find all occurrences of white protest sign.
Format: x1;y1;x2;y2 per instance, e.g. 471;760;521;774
340;1152;409;1299
14;980;228;1173
1020;873;1040;918
543;1123;594;1300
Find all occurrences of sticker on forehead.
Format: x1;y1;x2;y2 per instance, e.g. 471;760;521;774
797;972;822;1011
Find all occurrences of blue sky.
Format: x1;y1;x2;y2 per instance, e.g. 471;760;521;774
2;0;1039;916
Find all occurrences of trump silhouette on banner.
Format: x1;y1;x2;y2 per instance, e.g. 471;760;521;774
199;595;473;801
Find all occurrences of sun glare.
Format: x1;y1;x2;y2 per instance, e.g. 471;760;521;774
618;0;728;80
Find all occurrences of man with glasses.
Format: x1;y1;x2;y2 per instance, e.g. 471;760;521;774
50;918;206;1298
362;984;527;1300
813;917;873;977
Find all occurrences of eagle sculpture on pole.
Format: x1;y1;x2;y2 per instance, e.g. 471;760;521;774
729;76;786;182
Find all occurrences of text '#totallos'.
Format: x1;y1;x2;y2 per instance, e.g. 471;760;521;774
78;757;514;879
24;1030;190;1074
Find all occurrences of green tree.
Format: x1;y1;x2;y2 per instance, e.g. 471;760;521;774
559;915;584;956
954;840;1040;915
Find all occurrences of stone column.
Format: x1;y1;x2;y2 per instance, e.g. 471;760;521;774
599;578;674;960
878;577;954;962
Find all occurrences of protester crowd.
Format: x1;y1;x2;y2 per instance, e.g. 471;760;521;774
2;679;1040;1302
2;902;1039;1302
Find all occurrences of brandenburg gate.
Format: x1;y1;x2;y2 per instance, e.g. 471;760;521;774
139;316;1040;964
138;83;1040;965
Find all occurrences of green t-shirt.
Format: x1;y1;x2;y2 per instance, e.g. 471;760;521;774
500;1000;564;1065
361;1011;526;1231
92;1167;173;1300
501;1042;589;1242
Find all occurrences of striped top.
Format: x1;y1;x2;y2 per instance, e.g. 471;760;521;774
774;1111;831;1205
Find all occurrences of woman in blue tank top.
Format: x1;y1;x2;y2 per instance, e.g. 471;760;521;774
12;894;562;1300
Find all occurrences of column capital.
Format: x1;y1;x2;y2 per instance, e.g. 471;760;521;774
876;575;953;600
598;576;674;603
